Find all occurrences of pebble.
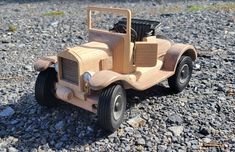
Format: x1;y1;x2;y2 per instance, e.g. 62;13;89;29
127;115;146;128
198;127;210;136
55;121;64;130
158;145;167;151
167;114;183;125
194;64;201;70
0;106;15;117
168;126;184;136
7;147;18;152
136;138;146;145
202;137;211;143
50;21;59;27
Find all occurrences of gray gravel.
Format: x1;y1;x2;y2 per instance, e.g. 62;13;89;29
0;0;235;151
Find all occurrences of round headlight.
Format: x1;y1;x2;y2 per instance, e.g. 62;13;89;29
83;72;92;83
54;63;58;73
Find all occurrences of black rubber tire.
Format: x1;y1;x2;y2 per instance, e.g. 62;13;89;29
98;84;126;132
168;56;193;93
35;68;59;107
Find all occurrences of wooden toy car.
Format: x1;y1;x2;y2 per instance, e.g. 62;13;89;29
34;6;197;132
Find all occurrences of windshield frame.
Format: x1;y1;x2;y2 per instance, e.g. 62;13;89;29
87;6;131;40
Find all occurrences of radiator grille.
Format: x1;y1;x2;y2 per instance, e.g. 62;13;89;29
61;58;79;85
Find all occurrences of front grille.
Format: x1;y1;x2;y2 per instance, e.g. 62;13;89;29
61;58;79;85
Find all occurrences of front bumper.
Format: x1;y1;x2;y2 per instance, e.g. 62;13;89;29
55;83;98;113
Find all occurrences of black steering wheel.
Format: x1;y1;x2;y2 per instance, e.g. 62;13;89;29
111;23;138;42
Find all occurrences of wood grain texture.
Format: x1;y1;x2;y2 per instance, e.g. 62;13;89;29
135;42;158;67
143;36;172;58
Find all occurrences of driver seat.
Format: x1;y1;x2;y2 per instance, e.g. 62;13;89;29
112;18;161;42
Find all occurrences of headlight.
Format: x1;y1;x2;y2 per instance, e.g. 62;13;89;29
83;72;92;83
54;63;58;73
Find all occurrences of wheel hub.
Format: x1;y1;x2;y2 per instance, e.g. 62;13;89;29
113;95;123;120
179;64;189;84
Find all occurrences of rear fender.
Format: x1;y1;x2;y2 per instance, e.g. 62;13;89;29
162;44;197;72
34;56;57;71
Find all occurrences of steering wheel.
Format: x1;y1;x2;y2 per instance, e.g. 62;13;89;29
112;23;138;42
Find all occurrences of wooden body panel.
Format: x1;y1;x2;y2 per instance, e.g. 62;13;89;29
143;36;172;58
89;30;129;73
89;60;174;91
88;41;197;91
135;42;158;67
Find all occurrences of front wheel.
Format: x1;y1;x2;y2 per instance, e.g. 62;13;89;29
35;68;59;107
98;84;126;132
168;56;193;93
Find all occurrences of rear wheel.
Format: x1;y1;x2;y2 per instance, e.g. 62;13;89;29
98;84;126;132
35;68;59;107
168;56;193;93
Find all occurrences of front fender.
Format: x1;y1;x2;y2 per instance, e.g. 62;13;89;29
34;56;57;71
89;70;133;90
162;44;197;72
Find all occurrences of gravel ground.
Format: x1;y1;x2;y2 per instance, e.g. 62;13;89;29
0;0;235;151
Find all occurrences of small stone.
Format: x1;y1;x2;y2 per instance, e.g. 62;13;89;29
136;138;146;145
18;44;25;48
108;131;117;138
127;115;146;128
146;141;152;147
1;38;10;43
55;142;63;149
117;128;124;136
124;127;134;134
23;65;32;71
78;36;84;40
55;121;64;130
165;131;173;137
168;126;184;136
158;145;167;151
125;145;131;151
10;120;19;125
199;127;209;136
7;147;18;152
0;106;15;117
0;44;7;51
202;138;211;143
85;146;90;151
214;103;221;113
191;144;199;149
229;31;235;35
194;64;201;70
167;114;183;124
136;145;144;151
50;21;59;27
87;126;93;132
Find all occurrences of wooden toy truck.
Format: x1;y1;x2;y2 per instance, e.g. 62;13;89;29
34;6;197;132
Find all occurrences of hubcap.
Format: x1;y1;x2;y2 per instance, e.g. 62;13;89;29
113;95;123;120
179;64;189;84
